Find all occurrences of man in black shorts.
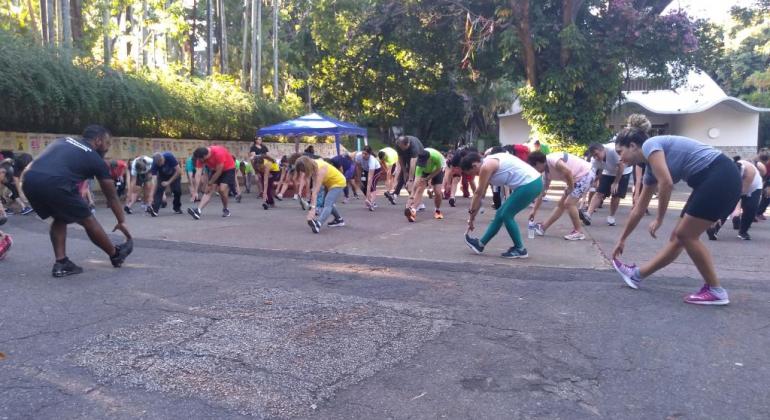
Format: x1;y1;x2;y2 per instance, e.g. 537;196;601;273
21;125;132;277
394;135;425;198
147;152;183;216
582;142;633;226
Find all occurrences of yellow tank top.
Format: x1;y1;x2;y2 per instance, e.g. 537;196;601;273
270;161;280;173
317;159;347;189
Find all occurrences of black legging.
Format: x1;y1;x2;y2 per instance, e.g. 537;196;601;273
718;189;761;234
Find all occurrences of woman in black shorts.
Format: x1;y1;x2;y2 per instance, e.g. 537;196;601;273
610;114;741;306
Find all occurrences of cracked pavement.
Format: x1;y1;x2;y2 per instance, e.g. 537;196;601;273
1;192;770;419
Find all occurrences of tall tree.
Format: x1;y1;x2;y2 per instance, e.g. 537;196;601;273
70;0;82;49
272;0;278;99
219;0;228;73
206;0;212;75
40;0;49;44
240;0;249;88
102;0;110;65
46;0;54;45
141;0;148;67
250;0;261;93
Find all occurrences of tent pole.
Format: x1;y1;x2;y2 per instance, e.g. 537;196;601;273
356;137;361;152
335;134;341;155
364;136;368;147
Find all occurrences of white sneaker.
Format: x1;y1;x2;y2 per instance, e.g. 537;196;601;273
607;216;616;226
417;203;426;212
293;194;299;200
564;231;586;241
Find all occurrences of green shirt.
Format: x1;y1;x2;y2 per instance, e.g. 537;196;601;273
379;147;398;166
236;159;255;174
415;148;445;177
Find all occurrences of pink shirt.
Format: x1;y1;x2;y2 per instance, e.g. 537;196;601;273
546;153;591;181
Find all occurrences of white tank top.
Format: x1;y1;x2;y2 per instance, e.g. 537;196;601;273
485;153;540;189
740;160;763;192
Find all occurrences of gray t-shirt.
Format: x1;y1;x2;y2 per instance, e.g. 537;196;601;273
592;142;633;176
642;136;721;186
396;136;425;163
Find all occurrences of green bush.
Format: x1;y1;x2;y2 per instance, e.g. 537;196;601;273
0;31;287;140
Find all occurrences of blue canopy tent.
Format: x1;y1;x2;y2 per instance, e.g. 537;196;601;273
256;113;367;155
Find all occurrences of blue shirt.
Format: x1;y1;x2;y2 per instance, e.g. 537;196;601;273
150;152;179;178
642;136;721;186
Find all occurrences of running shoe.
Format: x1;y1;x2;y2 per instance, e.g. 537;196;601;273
404;207;416;223
262;203;269;210
564;230;585;241
706;226;718;241
20;207;34;215
757;214;767;221
222;208;231;218
579;209;592;226
501;247;528;259
385;191;396;205
300;198;309;211
235;194;242;203
607;216;616;226
147;206;158;217
174;209;183;214
684;285;729;306
738;232;751;240
124;206;133;215
417;203;426;212
275;194;282;201
0;234;12;260
308;219;321;233
464;234;484;254
448;197;456;207
434;210;444;220
187;207;201;220
534;223;545;236
110;239;133;268
52;258;84;277
328;218;345;227
612;258;641;289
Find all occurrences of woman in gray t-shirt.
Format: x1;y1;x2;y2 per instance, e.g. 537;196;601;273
609;114;741;306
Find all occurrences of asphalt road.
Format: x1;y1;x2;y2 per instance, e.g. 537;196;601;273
1;190;769;419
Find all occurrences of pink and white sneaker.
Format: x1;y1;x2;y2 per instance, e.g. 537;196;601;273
564;230;586;241
612;258;640;289
684;285;729;306
0;234;12;260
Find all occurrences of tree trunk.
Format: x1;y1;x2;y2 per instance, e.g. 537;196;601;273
206;0;213;75
141;0;148;67
102;0;111;65
219;0;229;73
48;0;56;45
24;0;41;44
190;0;196;76
272;0;278;100
60;0;71;51
70;0;83;49
560;0;585;66
250;0;260;94
511;0;536;87
40;0;48;45
240;0;249;89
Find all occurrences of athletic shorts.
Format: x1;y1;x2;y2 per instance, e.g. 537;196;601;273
597;173;631;198
681;154;741;222
22;172;92;224
361;168;383;192
344;165;356;180
569;172;595;199
135;173;149;187
213;168;237;191
2;180;20;200
422;170;445;186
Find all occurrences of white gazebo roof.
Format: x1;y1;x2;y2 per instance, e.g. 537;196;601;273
499;70;770;118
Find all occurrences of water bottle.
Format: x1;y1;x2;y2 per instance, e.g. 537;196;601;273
527;221;536;239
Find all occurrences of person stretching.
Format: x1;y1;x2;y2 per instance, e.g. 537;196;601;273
706;158;763;240
354;146;383;211
405;148;445;222
611;114;741;306
582;141;633;226
294;156;346;233
187;145;237;219
147;152;183;216
253;155;282;210
527;151;594;240
462;151;543;258
21;126;132;276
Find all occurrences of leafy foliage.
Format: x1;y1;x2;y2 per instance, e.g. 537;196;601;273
0;30;286;139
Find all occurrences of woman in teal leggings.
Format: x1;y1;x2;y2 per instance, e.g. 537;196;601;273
461;150;543;258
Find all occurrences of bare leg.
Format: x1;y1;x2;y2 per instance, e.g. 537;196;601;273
610;196;621;216
565;197;582;231
639;216;717;286
542;196;567;231
587;192;606;215
218;183;229;208
78;216;117;256
50;220;68;260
